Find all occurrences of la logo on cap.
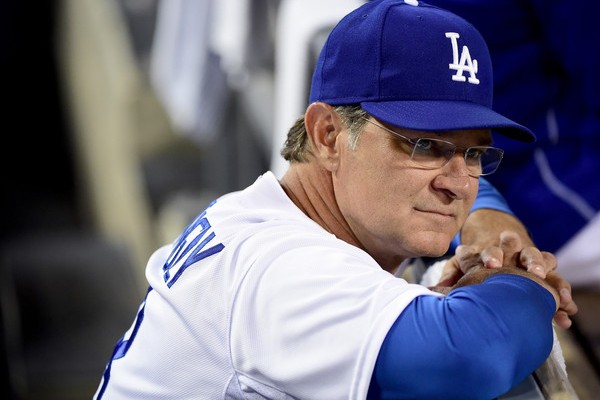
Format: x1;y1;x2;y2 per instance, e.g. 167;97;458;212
446;32;479;85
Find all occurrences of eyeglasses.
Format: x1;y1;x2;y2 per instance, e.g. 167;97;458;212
360;117;504;177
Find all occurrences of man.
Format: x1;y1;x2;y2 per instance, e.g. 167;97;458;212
94;1;577;399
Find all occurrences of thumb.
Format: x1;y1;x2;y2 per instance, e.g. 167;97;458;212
437;256;463;286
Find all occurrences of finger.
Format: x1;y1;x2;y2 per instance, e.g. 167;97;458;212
437;256;463;287
455;245;483;274
546;271;578;318
519;246;547;278
499;231;523;267
480;246;503;269
541;251;558;272
553;310;572;330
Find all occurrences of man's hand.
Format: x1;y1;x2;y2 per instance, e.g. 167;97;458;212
439;231;555;284
436;230;578;329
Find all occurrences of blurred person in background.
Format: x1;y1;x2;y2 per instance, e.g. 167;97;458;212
427;0;600;288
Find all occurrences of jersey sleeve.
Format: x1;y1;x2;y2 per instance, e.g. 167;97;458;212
472;177;513;214
367;274;556;400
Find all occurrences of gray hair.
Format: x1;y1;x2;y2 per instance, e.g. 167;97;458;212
280;105;369;162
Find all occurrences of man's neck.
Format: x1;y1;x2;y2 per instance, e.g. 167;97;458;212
279;163;408;273
279;163;361;249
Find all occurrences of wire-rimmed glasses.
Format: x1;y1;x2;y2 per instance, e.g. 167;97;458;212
360;117;504;177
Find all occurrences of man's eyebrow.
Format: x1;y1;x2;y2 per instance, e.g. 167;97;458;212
432;130;494;146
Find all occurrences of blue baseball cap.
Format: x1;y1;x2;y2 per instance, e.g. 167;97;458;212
309;0;536;142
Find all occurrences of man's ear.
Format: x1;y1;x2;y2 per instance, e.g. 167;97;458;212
304;102;345;171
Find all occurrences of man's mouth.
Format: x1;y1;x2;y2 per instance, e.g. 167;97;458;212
415;208;454;217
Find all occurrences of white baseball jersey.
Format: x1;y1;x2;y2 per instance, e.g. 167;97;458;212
94;171;438;400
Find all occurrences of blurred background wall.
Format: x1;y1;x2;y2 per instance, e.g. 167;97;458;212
2;0;274;397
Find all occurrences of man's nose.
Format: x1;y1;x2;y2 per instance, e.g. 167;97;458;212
431;155;473;199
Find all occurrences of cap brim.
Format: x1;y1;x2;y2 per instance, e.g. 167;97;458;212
361;100;536;143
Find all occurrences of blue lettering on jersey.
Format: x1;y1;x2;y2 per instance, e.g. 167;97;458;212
96;287;153;399
163;201;224;287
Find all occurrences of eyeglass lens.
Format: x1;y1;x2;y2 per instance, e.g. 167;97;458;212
360;117;504;177
411;138;503;176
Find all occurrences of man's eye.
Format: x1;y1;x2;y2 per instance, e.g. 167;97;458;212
465;148;485;159
414;139;434;152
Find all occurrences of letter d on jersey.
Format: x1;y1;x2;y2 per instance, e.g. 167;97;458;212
446;32;479;84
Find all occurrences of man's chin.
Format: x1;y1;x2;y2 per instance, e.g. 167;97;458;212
409;232;454;258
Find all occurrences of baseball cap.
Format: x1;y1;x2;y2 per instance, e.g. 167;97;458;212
309;0;536;142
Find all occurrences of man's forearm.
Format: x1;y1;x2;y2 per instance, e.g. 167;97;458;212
460;208;535;249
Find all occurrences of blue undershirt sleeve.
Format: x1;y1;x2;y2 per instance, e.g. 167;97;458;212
367;274;556;400
472;177;513;214
450;177;514;251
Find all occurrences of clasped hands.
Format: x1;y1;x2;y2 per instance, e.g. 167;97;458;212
434;231;578;329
